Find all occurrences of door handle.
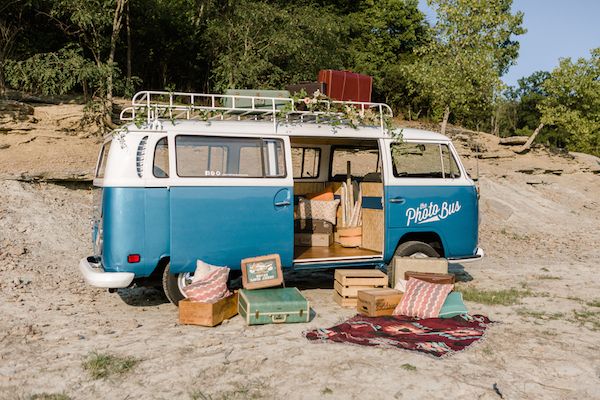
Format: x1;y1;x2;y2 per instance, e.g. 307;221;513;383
274;200;291;207
390;197;406;204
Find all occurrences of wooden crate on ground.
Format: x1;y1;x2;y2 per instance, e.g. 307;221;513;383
333;269;388;307
179;292;238;327
357;288;403;317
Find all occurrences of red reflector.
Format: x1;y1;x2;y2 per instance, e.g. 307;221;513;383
127;254;141;263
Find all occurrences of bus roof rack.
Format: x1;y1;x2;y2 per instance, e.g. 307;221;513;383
119;91;393;133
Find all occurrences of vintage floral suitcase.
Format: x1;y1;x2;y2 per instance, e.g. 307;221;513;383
238;288;310;325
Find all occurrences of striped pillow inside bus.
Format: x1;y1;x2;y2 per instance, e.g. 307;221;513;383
393;278;453;319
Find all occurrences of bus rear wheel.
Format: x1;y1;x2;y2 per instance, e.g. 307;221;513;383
162;263;191;306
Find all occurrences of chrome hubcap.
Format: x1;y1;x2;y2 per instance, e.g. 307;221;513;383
176;272;195;297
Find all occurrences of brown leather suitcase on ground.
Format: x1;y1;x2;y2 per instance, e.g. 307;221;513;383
404;271;455;285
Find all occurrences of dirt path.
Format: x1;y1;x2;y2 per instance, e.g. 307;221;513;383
1;106;599;399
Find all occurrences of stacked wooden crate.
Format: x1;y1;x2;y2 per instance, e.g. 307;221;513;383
333;269;388;307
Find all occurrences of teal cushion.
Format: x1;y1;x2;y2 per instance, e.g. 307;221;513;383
438;292;468;318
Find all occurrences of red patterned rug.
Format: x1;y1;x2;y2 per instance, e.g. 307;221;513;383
304;314;491;357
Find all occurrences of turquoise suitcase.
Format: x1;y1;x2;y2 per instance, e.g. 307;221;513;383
238;288;310;325
223;89;290;110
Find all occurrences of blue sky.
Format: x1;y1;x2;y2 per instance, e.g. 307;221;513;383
418;0;600;87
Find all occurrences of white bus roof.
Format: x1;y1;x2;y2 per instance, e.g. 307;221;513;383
115;90;449;142
120;119;450;142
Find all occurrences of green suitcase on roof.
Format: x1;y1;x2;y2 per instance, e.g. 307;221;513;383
238;288;310;325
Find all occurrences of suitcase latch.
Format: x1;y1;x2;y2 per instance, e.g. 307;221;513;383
271;314;287;323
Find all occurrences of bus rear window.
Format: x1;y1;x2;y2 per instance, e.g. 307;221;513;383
96;141;111;178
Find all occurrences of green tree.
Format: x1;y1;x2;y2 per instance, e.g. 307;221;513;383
346;0;430;110
205;1;345;91
496;70;549;137
51;0;128;105
0;0;31;94
539;49;600;156
513;71;549;134
3;45;106;96
406;0;525;134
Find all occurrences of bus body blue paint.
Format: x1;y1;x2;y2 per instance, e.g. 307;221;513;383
101;187;169;277
169;186;293;274
384;185;478;261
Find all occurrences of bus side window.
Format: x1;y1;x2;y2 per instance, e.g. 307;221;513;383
153;137;169;178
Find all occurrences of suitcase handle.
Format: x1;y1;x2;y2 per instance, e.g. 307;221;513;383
271;314;287;323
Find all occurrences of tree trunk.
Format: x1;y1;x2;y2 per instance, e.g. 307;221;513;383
83;80;88;102
0;65;5;97
440;106;450;135
126;1;131;80
515;122;544;154
106;0;127;104
0;18;23;96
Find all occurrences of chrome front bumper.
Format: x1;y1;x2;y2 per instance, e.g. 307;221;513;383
448;247;485;263
79;256;135;288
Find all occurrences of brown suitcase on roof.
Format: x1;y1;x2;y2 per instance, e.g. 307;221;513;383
404;271;455;285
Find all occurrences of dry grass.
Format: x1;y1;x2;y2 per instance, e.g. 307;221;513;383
517;309;565;320
82;351;139;380
537;275;562;280
571;309;600;331
586;299;600;308
459;286;532;306
400;363;417;371
190;382;267;400
28;395;70;400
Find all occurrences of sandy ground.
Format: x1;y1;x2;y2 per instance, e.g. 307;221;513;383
1;104;600;400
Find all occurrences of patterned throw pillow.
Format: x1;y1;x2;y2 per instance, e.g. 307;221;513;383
183;267;230;303
297;198;340;225
191;259;220;283
393;278;453;318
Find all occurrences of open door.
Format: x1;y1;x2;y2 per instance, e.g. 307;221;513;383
168;135;294;273
291;138;384;266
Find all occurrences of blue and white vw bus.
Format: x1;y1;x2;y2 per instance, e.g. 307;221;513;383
79;91;483;304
